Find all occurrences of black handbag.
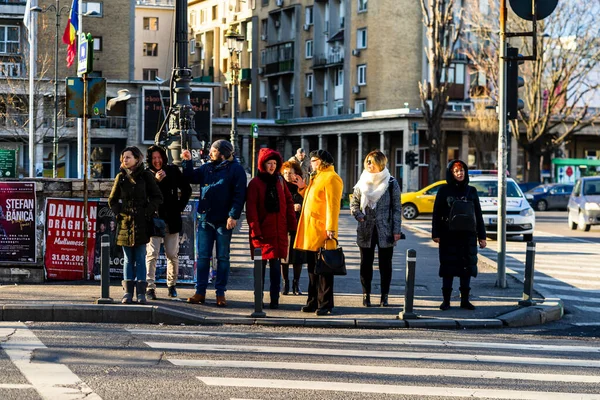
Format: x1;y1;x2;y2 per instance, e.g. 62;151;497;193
149;215;166;238
315;238;347;276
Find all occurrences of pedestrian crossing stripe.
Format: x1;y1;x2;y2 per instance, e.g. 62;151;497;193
145;342;600;368
168;359;600;383
197;377;600;399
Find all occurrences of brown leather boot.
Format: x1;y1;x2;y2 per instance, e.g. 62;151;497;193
187;293;205;304
216;295;227;307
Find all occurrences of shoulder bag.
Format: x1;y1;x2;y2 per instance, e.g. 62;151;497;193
315;238;347;276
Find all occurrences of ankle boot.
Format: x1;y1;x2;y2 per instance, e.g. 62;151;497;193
362;293;371;307
121;280;134;304
440;288;452;310
282;280;290;295
380;294;389;307
136;281;148;305
292;280;302;295
460;288;475;310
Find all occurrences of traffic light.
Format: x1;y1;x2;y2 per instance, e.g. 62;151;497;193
405;150;419;170
506;46;525;120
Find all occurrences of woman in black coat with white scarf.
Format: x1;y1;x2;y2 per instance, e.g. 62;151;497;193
432;160;486;311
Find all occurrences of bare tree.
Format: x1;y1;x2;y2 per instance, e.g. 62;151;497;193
419;0;464;183
464;0;600;182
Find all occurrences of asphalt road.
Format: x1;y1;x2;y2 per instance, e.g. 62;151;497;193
405;211;600;332
1;322;600;400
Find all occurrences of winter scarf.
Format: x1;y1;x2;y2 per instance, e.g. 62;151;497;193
121;158;144;184
354;167;391;212
258;172;280;213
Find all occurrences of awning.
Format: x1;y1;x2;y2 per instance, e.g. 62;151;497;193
327;29;344;42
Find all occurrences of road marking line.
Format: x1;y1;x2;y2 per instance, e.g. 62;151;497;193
556;295;600;304
0;322;102;400
170;359;600;383
0;383;34;389
509;266;600;278
129;329;600;353
573;305;600;313
145;342;600;368
537;284;600;293
197;377;600;399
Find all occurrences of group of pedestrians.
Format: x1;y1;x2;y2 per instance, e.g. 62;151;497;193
107;138;487;314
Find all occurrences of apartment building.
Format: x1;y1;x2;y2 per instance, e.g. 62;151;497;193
134;0;174;82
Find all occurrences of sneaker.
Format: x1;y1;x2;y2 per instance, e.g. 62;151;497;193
146;288;157;300
167;286;177;298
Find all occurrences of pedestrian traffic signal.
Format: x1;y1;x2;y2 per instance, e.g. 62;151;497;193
506;46;525;120
405;150;419;170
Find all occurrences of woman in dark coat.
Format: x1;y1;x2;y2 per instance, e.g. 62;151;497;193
246;148;297;309
280;161;307;295
108;146;163;305
432;160;486;311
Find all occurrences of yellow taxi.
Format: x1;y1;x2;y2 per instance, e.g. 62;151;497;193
401;180;446;219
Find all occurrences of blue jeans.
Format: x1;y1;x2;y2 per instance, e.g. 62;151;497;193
122;245;146;281
196;218;233;296
262;258;281;301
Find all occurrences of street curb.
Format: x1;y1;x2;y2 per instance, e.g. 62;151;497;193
497;299;564;327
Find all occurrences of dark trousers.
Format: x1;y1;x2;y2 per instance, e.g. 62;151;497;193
281;263;302;281
442;275;471;290
306;250;334;310
359;227;394;295
262;259;281;301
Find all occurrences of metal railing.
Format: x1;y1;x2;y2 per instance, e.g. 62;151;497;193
90;116;128;129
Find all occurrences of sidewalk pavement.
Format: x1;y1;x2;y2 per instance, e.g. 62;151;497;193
0;214;563;329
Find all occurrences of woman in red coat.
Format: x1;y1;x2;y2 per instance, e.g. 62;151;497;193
246;148;297;309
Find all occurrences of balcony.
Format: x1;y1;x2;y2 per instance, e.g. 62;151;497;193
0;1;26;16
277;107;294;120
312;51;343;69
265;42;295;76
90;116;128;129
240;68;251;82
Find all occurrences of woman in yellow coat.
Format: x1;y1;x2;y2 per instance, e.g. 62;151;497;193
294;150;343;315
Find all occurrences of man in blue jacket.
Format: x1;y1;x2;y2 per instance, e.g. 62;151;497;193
181;139;247;307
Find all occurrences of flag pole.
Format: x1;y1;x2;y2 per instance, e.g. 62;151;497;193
27;0;38;177
77;0;83;178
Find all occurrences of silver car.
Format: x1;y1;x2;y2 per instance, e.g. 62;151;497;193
567;177;600;231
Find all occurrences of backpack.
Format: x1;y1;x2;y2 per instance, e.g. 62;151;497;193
448;187;476;232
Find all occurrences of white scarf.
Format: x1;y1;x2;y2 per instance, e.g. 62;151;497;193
354;167;391;211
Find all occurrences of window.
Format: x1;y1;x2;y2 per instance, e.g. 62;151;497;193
260;49;266;65
143;69;158;81
261;19;268;39
357;64;366;85
354;100;366;113
82;1;102;17
0;62;20;77
190;39;196;54
92;36;102;51
212;5;218;20
305;6;313;25
190;11;196;26
305;40;313;59
200;9;207;24
305;73;313;92
358;0;367;12
262;0;269;6
357;28;367;49
143;17;159;31
143;43;158;56
90;145;114;179
0;26;19;54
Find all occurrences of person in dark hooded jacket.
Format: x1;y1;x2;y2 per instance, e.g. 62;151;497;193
246;148;297;309
145;145;192;300
432;160;486;311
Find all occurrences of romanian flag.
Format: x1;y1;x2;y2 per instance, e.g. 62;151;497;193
61;0;79;67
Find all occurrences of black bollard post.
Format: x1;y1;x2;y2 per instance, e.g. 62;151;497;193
251;248;266;318
96;234;113;304
400;249;417;320
519;241;536;307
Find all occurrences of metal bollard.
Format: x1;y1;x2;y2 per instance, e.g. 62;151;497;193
400;249;418;320
251;248;266;318
518;241;536;307
96;234;113;304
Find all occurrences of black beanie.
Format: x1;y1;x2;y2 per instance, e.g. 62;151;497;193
309;149;334;165
211;139;233;159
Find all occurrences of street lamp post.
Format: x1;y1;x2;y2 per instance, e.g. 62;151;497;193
225;28;244;154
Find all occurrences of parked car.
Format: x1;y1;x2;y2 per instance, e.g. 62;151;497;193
525;183;574;211
470;175;535;242
518;182;542;193
401;180;445;220
567;177;600;231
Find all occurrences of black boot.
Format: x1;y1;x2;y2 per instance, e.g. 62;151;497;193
380;294;389;307
282;280;290;295
136;281;148;305
121;280;134;304
460;288;475;310
363;293;371;307
292;280;302;295
440;288;452;311
146;288;157;300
